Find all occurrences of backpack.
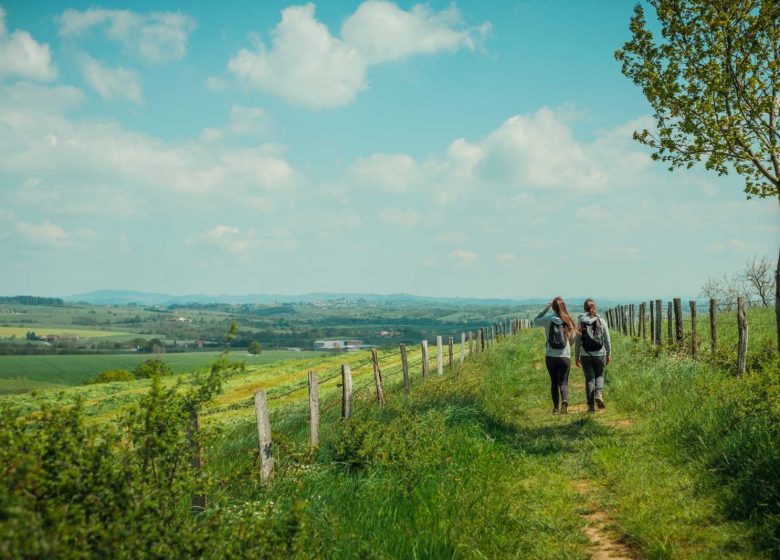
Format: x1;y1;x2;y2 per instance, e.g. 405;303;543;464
547;321;566;350
580;317;604;352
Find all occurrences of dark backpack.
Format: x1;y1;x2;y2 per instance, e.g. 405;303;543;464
580;318;604;352
547;321;566;350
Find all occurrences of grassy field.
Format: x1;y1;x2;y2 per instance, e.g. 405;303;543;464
0;350;322;394
0;326;134;339
2;309;778;558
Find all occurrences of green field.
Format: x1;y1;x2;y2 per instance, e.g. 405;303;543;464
0;326;134;339
0;350;321;394
2;309;778;558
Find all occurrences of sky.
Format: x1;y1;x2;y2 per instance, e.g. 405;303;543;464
0;0;777;300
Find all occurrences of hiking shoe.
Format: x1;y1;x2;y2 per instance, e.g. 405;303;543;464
595;392;605;409
552;408;560;415
561;402;568;414
588;407;596;414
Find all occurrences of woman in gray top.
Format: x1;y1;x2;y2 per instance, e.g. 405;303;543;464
574;298;612;412
533;297;576;414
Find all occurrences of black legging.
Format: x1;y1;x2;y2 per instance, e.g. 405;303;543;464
545;356;570;409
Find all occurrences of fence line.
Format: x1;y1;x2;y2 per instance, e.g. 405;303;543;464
190;316;532;502
604;297;775;378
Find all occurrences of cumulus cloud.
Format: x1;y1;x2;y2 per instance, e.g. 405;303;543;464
0;6;57;81
341;1;485;63
0;83;299;217
58;8;197;63
344;106;653;197
79;54;143;104
15;220;96;247
227;2;487;108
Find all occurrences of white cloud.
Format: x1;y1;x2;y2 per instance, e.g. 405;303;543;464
706;239;761;253
15;220;96;247
348;153;419;193
228;105;268;136
0;6;57;81
342;107;653;199
0;83;300;218
341;1;482;63
379;207;421;227
194;225;298;256
79;54;143;104
58;8;197;63
451;249;478;267
227;2;487;108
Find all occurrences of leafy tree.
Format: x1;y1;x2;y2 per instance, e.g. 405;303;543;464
616;0;780;348
248;340;262;355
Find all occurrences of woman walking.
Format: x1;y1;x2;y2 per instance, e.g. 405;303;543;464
533;297;576;414
574;298;611;413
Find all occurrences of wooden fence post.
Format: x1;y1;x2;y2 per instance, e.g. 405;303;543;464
709;299;717;354
689;301;698;358
480;328;486;352
667;301;673;343
370;349;385;407
639;303;646;339
400;344;410;395
254;390;274;484
737;297;748;377
421;340;429;377
655;300;663;345
460;332;465;364
308;371;319;448
341;364;353;418
468;331;473;355
650;301;655;344
448;336;454;367
673;298;683;345
188;410;206;513
436;335;443;375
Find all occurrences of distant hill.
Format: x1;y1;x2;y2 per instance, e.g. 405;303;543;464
62;290;552;307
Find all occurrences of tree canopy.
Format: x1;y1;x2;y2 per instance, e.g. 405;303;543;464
616;0;780;200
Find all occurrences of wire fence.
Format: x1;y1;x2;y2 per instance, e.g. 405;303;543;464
604;296;776;378
191;318;533;495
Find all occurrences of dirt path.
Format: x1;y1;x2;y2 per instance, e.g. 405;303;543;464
573;481;637;560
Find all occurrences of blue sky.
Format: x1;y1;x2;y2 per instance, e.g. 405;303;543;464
0;1;777;299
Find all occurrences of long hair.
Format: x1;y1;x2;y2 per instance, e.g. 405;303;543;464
584;298;598;318
551;296;575;340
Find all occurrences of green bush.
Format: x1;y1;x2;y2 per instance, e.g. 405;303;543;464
133;358;173;379
84;368;135;384
0;356;309;559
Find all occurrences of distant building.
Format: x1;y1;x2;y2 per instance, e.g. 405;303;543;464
313;339;364;351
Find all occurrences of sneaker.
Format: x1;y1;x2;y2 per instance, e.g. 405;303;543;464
552;408;560;415
561;402;568;414
595;392;605;409
588;407;596;414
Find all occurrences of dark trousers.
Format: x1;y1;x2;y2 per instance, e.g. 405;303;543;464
545;356;570;409
581;355;605;409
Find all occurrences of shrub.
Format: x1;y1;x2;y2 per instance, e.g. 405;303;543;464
133;358;173;379
85;368;135;384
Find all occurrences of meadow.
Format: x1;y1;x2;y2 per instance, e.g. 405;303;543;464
1;306;777;558
0;350;321;394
